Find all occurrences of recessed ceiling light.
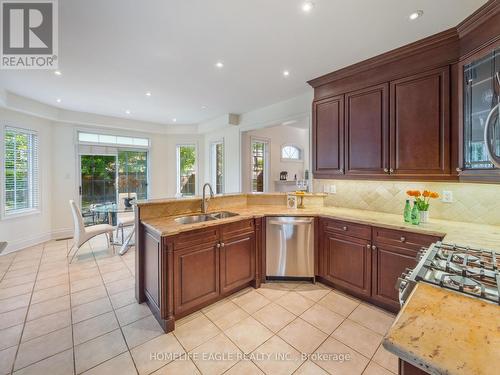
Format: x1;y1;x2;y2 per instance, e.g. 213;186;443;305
145;91;152;97
56;98;61;103
125;110;131;115
283;70;290;77
215;61;224;69
172;118;177;122
302;1;314;13
54;70;62;76
201;105;207;109
409;10;423;20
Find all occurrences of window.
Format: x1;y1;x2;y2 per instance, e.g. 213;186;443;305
210;141;224;194
251;139;269;192
177;145;197;196
78;132;149;147
281;144;302;161
4;127;39;215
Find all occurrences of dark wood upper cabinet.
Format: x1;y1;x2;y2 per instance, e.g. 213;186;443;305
308;1;500;182
345;84;389;176
313;95;344;176
390;67;451;176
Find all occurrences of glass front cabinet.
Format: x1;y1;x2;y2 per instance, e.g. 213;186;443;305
461;44;500;179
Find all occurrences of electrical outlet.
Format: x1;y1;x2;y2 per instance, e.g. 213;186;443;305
442;190;453;203
330;185;337;194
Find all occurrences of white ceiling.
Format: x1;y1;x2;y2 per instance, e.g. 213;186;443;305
0;0;487;125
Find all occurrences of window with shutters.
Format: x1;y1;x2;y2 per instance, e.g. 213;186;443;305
3;127;39;216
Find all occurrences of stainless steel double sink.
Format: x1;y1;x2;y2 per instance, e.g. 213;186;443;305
174;211;239;225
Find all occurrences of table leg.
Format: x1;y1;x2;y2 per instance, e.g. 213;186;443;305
119;224;135;255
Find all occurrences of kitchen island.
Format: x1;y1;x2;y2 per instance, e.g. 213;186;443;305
135;193;500;374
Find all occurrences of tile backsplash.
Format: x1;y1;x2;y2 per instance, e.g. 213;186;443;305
313;180;500;226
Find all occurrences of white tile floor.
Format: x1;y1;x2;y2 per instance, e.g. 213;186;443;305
0;235;399;375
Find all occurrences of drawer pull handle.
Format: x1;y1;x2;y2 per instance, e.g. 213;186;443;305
342;226;348;231
400;236;406;242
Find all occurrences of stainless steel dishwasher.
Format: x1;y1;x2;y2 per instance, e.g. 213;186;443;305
266;217;314;280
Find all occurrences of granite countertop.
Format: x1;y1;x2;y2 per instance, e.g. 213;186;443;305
141;204;500;252
383;283;500;375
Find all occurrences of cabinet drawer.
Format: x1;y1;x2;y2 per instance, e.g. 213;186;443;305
221;219;254;241
372;227;441;250
322;219;371;240
174;227;219;251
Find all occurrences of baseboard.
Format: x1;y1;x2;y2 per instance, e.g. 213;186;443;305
2;228;73;255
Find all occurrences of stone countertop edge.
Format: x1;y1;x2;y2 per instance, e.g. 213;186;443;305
139;205;500;254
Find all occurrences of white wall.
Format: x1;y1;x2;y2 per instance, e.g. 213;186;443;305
241;124;310;192
0;108;53;251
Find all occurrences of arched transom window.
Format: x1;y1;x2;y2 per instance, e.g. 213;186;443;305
281;145;302;161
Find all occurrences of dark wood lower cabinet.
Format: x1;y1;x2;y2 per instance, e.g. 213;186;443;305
173;242;220;316
319;218;442;312
399;359;429;375
323;231;372;297
220;233;255;295
138;216;443;333
371;243;417;312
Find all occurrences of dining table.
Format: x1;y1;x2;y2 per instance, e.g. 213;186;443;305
90;203;135;255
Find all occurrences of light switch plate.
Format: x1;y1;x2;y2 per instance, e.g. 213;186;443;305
442;190;453;203
330;185;337;194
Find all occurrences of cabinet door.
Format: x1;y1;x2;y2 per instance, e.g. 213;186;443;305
173;243;220;315
345;84;389;175
371;243;417;312
390;67;450;176
220;233;256;295
323;232;371;297
313;95;344;176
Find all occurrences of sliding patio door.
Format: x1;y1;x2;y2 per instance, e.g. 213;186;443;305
80;154;117;211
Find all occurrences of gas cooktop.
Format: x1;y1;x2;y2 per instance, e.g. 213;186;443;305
397;241;500;306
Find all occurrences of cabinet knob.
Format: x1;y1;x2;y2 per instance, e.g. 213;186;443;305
389;168;394;174
400;236;406;243
456;168;462;174
221;242;225;248
340;168;344;174
342;226;348;231
372;245;377;250
216;243;221;249
383;168;389;173
366;244;371;249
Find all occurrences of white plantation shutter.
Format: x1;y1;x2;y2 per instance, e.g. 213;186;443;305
4;127;39;215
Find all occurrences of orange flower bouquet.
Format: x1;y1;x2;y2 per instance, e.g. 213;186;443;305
406;190;439;223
